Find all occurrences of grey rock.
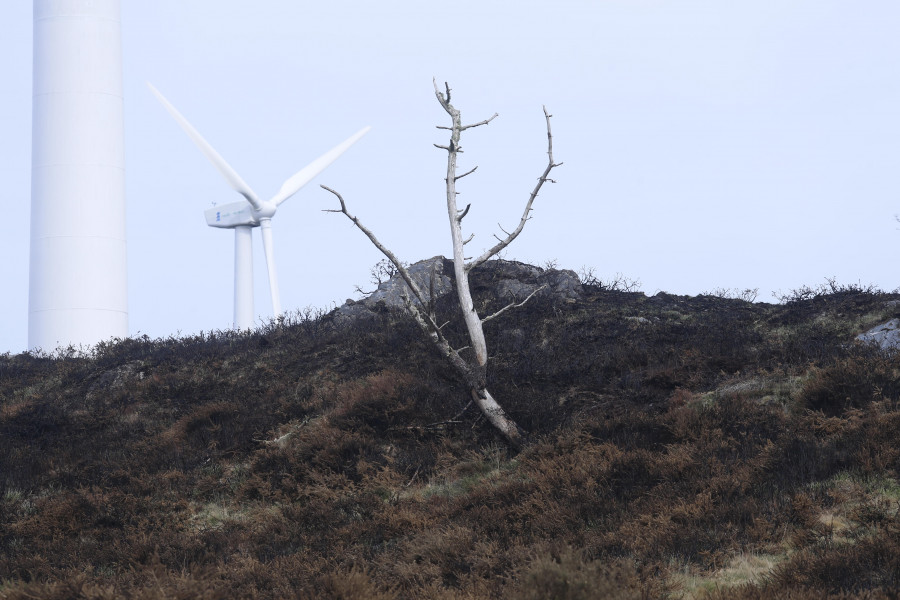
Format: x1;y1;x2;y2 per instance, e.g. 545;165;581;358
334;256;453;324
539;269;582;300
361;256;453;310
626;316;651;325
496;279;539;301
480;260;544;281
333;301;379;325
86;360;144;400
649;292;677;304
332;257;582;325
477;260;582;301
856;318;900;351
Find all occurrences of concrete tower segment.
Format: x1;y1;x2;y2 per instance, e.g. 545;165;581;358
29;0;127;350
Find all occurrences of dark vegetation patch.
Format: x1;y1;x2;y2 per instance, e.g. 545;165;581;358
1;266;899;598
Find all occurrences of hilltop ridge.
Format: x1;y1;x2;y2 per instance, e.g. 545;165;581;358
1;260;900;598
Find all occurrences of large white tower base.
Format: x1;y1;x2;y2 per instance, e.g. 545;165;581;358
29;0;128;351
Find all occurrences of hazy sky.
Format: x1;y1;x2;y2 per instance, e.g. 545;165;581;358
1;1;899;354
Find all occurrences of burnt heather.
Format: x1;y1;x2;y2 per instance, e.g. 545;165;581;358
2;261;900;598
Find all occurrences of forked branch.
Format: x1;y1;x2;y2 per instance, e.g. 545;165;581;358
466;106;562;272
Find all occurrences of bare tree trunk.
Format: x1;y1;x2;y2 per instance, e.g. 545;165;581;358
322;81;561;449
431;81;560;448
439;91;489;368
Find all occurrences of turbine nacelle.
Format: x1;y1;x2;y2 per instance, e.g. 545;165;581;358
204;199;278;228
150;82;370;328
205;200;258;228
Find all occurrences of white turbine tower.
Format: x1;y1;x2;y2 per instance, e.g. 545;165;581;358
149;84;369;329
29;0;128;351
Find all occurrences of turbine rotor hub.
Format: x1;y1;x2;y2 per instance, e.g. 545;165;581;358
254;201;277;219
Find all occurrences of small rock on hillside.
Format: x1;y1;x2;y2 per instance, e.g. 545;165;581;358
856;318;900;351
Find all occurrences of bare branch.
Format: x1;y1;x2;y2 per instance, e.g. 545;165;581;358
461;113;498;131
405;467;420;486
451;399;474;419
433;79;454;116
466;106;561;272
434;143;451;151
455;167;478;181
321;185;428;309
401;292;440;336
543;105;562;168
457;203;471;222
482;284;548;323
462;233;475;245
393;420;463;433
402;292;484;389
427;262;437;314
390;402;478;432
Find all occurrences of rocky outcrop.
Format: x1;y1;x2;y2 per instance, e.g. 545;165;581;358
473;260;582;302
334;256;453;324
333;257;582;324
856;318;900;351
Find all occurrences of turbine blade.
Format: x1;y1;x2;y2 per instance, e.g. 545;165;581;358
270;126;371;207
147;82;263;210
259;220;282;317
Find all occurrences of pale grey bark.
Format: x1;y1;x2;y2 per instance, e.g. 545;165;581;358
322;82;561;448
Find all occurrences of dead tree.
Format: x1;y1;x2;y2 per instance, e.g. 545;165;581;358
323;81;561;448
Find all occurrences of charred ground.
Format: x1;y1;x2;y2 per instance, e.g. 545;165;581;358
1;262;900;599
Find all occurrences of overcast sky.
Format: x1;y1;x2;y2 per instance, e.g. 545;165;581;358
1;1;899;354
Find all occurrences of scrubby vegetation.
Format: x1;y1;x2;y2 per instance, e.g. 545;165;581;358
1;264;900;598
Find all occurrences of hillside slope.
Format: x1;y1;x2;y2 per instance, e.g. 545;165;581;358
1;261;899;599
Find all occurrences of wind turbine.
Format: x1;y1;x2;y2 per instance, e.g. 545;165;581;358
148;83;369;329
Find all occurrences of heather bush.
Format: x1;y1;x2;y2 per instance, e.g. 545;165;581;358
796;350;900;416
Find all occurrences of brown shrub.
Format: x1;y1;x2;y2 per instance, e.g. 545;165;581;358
160;401;241;453
509;549;668;600
796;352;900;416
313;567;398;600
